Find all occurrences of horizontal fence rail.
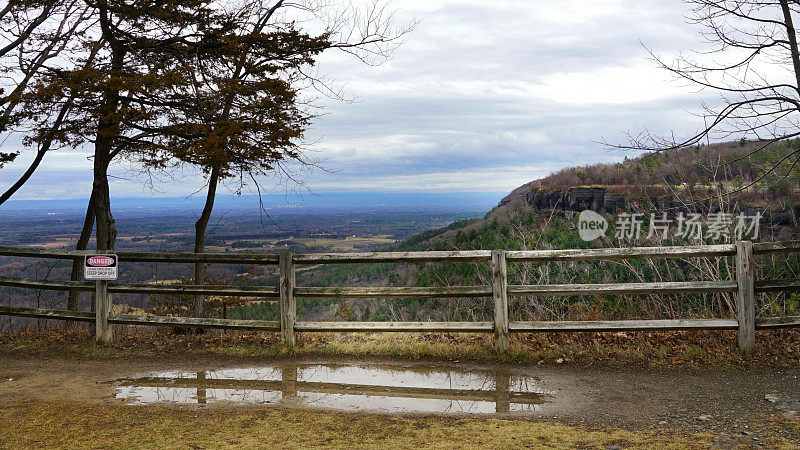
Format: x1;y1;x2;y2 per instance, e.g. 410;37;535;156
1;241;800;352
508;281;738;296
508;319;741;332
294;321;494;333
108;315;281;331
0;246;282;264
0;305;95;322
505;244;737;261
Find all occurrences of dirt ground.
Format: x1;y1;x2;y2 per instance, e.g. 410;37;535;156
1;353;799;447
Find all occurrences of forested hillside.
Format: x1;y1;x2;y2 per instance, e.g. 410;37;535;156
535;140;795;191
232;141;800;324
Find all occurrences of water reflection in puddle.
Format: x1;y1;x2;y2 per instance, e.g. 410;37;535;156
114;364;551;414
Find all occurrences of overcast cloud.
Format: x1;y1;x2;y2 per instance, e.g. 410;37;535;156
1;0;721;200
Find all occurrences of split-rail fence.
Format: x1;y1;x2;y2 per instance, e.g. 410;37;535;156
1;241;799;352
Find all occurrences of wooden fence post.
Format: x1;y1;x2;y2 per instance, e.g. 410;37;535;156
281;366;298;400
735;241;755;354
95;280;113;343
196;371;207;405
491;249;509;351
279;252;296;345
494;370;510;413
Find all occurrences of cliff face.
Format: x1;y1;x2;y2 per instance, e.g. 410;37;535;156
500;186;800;225
524;187;625;213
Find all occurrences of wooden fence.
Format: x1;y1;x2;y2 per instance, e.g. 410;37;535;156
1;241;799;353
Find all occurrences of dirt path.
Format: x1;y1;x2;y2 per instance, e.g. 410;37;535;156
1;354;798;446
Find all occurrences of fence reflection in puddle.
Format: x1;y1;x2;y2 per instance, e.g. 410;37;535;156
114;364;550;414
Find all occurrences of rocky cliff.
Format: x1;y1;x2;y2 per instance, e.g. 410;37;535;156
499;186;800;226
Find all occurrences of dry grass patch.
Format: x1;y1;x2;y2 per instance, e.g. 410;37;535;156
0;399;712;449
0;328;798;369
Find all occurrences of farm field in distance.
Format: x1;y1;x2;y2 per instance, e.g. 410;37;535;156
0;204;482;254
32;234;399;253
0;197;495;324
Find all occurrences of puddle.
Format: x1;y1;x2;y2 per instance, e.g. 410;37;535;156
114;364;551;414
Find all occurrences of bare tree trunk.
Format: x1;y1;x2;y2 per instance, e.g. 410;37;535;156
67;189;96;313
193;165;220;316
92;44;123;252
780;0;800;92
93;152;116;251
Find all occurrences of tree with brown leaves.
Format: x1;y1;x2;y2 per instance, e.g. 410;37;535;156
156;0;413;315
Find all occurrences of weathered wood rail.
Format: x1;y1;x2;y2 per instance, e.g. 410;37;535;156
1;241;799;352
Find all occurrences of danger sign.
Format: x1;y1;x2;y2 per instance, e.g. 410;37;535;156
84;254;118;280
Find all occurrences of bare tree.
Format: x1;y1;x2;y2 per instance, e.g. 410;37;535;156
0;0;91;199
609;0;800;195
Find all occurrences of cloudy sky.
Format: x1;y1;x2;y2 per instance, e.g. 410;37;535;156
2;0;718;201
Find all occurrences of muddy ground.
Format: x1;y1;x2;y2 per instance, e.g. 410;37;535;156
1;353;798;447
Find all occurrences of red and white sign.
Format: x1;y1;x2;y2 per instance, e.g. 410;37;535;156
84;254;118;280
87;256;115;267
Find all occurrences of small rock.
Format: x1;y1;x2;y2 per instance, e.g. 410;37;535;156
658;420;667;425
765;394;780;403
695;415;712;422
